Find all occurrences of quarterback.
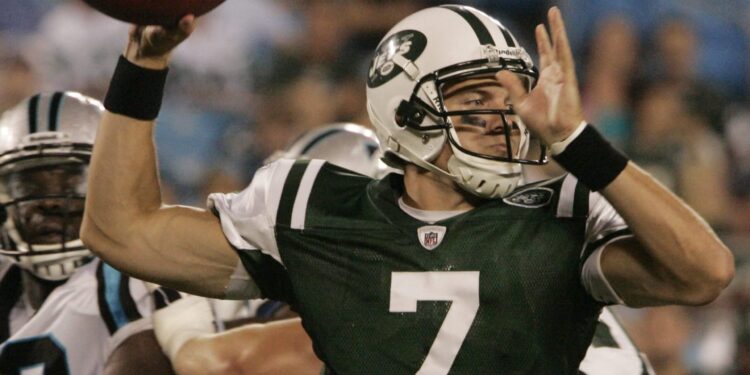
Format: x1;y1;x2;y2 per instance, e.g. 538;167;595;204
0;92;176;374
83;5;733;374
152;124;653;374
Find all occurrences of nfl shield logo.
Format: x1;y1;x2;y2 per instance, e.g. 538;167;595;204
417;225;446;250
424;232;438;247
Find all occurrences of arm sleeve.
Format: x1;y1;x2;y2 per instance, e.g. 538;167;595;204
207;159;295;299
580;192;633;304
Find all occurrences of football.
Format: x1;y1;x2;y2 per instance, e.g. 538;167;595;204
81;0;226;26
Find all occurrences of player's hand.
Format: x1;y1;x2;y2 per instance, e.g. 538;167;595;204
496;7;584;146
124;15;196;70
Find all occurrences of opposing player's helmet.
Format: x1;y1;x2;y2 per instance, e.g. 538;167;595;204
366;5;546;198
0;92;101;280
266;123;391;178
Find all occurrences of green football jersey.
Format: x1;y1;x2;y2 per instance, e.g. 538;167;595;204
209;159;632;374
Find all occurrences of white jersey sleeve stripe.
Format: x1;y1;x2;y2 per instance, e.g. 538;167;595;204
586;191;628;245
291;159;325;230
557;174;577;218
207;159;294;266
581;245;626;305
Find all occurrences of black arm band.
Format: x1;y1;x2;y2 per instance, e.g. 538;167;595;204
553;125;629;191
103;55;168;121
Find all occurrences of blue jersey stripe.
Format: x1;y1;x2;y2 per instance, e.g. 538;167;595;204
102;264;130;330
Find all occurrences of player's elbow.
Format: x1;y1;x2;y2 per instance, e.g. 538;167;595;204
80;211;126;262
80;213;105;255
680;247;735;306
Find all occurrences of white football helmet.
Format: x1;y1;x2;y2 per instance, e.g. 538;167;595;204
0;91;101;280
266;123;392;178
366;5;546;198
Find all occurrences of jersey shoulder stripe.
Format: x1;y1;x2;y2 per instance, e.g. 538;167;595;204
276;159;326;230
276;159;371;230
556;173;590;218
277;159;312;228
0;265;22;341
96;262;143;335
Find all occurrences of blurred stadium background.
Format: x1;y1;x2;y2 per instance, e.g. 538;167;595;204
1;0;749;373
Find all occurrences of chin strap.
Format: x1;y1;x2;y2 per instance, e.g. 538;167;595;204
447;151;522;198
386;134;522;199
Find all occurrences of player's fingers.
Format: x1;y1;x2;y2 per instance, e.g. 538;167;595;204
152;15;195;47
548;7;576;79
496;71;528;108
126;25;145;58
128;25;140;42
535;24;553;69
177;14;196;37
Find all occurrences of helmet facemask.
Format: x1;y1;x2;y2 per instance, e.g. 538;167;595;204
0;159;91;281
394;61;547;198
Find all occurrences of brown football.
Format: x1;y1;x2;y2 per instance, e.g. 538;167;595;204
81;0;225;25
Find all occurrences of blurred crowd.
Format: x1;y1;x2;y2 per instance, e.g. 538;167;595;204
1;0;749;373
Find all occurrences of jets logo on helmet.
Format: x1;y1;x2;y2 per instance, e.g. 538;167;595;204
0;91;101;280
366;5;547;199
367;30;427;88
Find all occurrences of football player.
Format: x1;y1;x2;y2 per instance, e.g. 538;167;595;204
153;124;653;375
83;5;733;374
152;124;382;375
0;92;175;375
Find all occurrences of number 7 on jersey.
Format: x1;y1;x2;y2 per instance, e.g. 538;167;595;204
390;271;480;375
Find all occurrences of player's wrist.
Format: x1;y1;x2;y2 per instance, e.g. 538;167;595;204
549;120;587;155
125;53;170;70
552;123;629;191
103;55;168;121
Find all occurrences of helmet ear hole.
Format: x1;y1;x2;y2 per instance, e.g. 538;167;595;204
395;100;426;128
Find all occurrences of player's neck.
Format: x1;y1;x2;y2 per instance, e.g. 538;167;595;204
21;271;64;310
402;164;479;211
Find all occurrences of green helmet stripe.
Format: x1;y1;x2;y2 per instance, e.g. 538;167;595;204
441;5;495;46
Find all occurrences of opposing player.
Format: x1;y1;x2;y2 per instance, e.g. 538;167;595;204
83;5;733;373
0;92;175;375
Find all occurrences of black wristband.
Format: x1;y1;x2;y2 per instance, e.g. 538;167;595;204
103;55;168;121
553;125;629;191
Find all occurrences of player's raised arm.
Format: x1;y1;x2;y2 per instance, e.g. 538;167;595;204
81;17;246;298
497;7;733;307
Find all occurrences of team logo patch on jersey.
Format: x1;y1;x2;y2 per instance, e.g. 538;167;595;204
503;187;554;208
417;225;446;250
367;30;427;88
